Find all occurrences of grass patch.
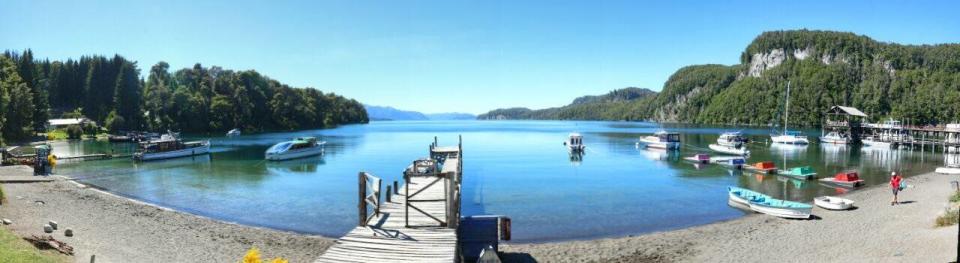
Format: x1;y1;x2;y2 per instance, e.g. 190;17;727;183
950;191;960;203
0;227;71;263
45;130;69;141
936;208;959;227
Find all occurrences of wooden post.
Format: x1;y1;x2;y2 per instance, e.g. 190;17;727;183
405;175;410;227
386;185;392;202
358;172;367;226
394;181;398;195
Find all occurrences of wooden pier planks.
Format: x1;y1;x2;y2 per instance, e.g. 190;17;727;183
315;176;457;263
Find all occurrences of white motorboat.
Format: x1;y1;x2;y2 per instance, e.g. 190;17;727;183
639;130;681;150
226;128;241;137
770;82;809;145
936;166;960;175
819;131;849;144
709;132;750;155
133;132;210;161
265;137;326;161
566;133;585;153
861;135;891;147
814;196;855;210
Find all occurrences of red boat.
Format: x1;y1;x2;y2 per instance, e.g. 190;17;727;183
745;161;777;174
818;171;864;187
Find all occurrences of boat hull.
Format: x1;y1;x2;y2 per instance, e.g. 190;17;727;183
818;178;863;187
709;144;749;155
771;135;810;145
266;147;325;161
639;137;680;150
135;142;210;161
814;196;854;210
819;136;848;144
748;202;812;219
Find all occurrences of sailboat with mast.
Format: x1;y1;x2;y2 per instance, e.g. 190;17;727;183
770;81;810;145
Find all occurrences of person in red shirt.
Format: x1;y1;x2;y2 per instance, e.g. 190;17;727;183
890;172;903;205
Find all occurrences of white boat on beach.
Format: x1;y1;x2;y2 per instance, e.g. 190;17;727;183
709;132;750;155
819;131;849;144
638;130;681;150
814;196;855;210
265;137;326;161
133;132;210;161
566;133;585;153
226;128;241;137
748;198;813;219
935;166;960;175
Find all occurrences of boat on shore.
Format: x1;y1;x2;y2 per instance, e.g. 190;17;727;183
727;186;767;206
265;137;326;161
133;132;210;161
638;131;681;150
819;131;849;144
709;132;750;155
814;196;855;210
226;128;241;137
565;133;585;153
778;166;817;180
935;166;960;175
818;171;864;187
750;198;813;219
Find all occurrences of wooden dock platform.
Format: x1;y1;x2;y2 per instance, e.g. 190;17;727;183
315;138;463;263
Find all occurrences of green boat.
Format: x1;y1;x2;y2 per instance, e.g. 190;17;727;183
777;166;817;180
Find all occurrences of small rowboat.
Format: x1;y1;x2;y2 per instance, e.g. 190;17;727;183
818;171;864;187
744;161;777;174
778;166;817;180
748;198;813;219
814;196;854;210
683;154;711;164
727;186;768;206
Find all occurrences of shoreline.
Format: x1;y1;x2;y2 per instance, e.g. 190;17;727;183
500;171;959;262
2;165;957;262
0;171;335;262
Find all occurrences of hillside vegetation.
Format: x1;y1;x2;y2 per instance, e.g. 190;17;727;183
479;30;960;126
0;50;368;144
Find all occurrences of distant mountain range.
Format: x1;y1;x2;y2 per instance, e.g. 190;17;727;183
364;105;475;121
479;29;960;126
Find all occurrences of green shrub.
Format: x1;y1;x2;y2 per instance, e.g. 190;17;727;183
65;125;83;139
950;191;960;203
936;209;959;227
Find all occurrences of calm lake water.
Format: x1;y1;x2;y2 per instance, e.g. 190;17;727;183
52;121;949;242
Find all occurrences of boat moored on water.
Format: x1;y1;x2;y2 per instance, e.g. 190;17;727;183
709;132;750;155
226;128;241;137
744;161;778;174
638;131;681;150
566;133;585;153
683;153;711;164
265;137;326;161
712;156;746;169
771;131;810;144
778;166;817;180
133;132;210;161
818;171;864;187
819;131;849;144
861;135;891;148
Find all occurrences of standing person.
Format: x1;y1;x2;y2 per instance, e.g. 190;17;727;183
890;172;903;205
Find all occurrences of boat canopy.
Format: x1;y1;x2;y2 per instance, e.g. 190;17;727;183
784;131;804;136
754;161;776;169
791;166;815;175
834;171;860;182
266;142;294;154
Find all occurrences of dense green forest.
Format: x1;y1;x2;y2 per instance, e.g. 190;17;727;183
0;50;368;144
477;87;657;120
479;30;960;127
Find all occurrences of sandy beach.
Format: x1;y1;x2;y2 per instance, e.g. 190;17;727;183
2;165;958;263
501;171;959;262
0;167;334;263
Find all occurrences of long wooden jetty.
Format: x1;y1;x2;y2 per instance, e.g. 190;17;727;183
315;138;463;263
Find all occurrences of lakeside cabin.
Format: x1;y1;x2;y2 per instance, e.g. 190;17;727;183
46;118;97;131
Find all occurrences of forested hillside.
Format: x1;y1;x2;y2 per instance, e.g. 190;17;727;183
0;50;368;144
479;30;960;126
477;87;657;120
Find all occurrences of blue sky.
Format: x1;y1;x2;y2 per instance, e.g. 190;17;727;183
2;0;958;114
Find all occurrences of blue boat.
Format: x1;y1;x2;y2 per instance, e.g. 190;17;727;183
748;198;813;219
727;186;769;206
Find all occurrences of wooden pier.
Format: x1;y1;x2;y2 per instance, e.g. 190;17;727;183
823;105;960;153
315;138;463;263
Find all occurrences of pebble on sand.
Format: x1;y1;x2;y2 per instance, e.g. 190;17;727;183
48;220;58;230
43;224;53;233
1;218;11;225
65;228;74;237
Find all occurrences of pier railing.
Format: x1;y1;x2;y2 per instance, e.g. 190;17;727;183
357;172;382;226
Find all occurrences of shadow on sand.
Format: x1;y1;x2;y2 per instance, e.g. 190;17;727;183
500;252;538;263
